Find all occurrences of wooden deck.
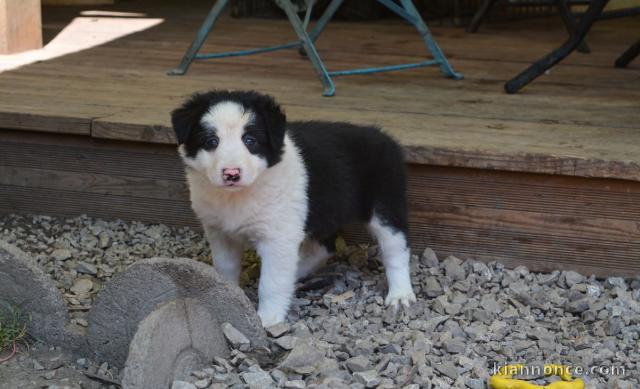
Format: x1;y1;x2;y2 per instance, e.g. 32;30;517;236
1;1;639;276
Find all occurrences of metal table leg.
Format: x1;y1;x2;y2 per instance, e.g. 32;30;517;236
504;0;609;94
466;0;498;33
615;40;640;68
557;0;591;53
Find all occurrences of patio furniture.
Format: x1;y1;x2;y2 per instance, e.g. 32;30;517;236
615;40;640;68
168;0;462;96
467;0;592;53
505;0;640;93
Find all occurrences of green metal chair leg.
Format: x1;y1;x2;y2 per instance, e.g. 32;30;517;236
398;0;463;80
168;0;229;76
278;0;336;96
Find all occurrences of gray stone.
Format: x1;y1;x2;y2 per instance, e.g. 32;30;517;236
443;256;466;281
380;343;402;355
565;298;591;313
444;339;466;354
270;369;288;385
480;294;502;314
122;299;229;389
605;277;628;291
70;278;93;295
194;379;210;389
466;378;484;389
37;350;67;370
76;261;98;275
0;240;69;348
279;339;325;375
51;248;72;261
275;335;298;350
435;361;459;380
424;277;444;298
421;248;439;268
171;381;197;389
33;359;45;370
266;322;290;338
98;232;111;249
423;315;449;333
564;271;586;287
539;270;560;285
346;355;371;372
284;380;306;388
353;370;380;388
222;322;251;351
241;367;275;388
604;317;624;336
88;257;266;368
609;378;634;389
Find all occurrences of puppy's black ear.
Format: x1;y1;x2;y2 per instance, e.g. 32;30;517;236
171;93;210;145
256;93;286;153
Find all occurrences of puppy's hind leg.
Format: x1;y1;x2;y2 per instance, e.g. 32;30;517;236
368;214;416;308
297;237;335;280
204;225;244;285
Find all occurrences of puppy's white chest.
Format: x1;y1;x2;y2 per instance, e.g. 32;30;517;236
189;177;306;243
190;186;263;236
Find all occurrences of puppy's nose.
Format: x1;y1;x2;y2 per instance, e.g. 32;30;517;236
222;167;241;183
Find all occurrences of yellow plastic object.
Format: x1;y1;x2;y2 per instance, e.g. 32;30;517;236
489;364;585;389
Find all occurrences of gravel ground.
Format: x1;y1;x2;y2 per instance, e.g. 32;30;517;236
1;214;639;389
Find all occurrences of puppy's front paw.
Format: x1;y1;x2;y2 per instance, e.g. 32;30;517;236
258;309;286;328
385;287;417;308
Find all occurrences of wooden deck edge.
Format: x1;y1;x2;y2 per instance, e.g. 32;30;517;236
404;145;640;182
2;129;639;278
2;120;639;183
90;119;640;183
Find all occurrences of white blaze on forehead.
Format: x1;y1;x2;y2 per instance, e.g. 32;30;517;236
200;101;254;135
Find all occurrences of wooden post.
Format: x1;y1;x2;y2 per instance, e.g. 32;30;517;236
0;0;42;54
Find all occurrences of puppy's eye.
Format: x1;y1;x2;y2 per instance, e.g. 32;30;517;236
243;135;257;147
204;137;219;149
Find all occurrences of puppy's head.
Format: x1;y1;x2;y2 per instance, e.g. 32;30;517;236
172;90;286;190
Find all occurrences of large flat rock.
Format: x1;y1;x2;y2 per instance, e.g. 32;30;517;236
0;240;68;347
88;257;266;368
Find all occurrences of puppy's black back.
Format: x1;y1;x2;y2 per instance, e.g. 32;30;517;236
288;121;408;246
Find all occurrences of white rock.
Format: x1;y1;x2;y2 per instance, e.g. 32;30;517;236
70;278;93;295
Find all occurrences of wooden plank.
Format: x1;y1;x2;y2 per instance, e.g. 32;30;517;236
90;103;640;182
0;105;93;135
2;131;639;278
0;184;199;228
0;137;184;180
345;165;640;278
0;166;188;201
0;0;42;54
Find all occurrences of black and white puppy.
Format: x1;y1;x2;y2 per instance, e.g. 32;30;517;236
172;90;416;327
